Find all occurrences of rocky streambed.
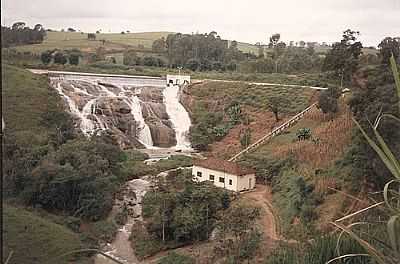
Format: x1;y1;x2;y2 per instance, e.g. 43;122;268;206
94;178;151;264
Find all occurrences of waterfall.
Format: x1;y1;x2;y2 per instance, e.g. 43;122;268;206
123;96;154;147
163;85;192;150
51;76;156;148
50;75;193;150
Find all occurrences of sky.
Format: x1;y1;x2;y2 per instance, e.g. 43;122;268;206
2;0;400;46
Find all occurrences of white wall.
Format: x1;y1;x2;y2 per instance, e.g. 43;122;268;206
166;75;191;85
192;165;255;192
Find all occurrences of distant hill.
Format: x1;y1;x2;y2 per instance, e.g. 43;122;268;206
13;31;174;54
12;31;378;56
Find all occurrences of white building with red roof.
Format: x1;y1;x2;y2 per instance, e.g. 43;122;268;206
192;158;256;192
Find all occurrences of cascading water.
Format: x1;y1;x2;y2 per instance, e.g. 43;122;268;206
123;96;154;147
50;74;193;150
163;84;192;150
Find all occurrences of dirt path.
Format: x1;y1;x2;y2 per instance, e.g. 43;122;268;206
241;185;279;241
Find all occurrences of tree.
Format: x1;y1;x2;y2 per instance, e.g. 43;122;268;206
347;65;400;188
2;23;45;47
142;174;230;244
318;87;341;115
53;52;67;64
214;203;262;263
87;33;96;40
34;24;44;31
152;37;167;53
41;50;52;64
185;59;200;71
123;50;139;66
267;96;288;122
323;29;363;82
378;37;400;65
240;128;251;148
269;33;280;48
12;22;26;30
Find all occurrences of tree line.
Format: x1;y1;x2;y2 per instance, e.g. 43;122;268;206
149;32;325;74
2;22;46;47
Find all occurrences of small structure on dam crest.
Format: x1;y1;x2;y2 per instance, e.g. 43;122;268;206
166;74;190;86
192;158;256;192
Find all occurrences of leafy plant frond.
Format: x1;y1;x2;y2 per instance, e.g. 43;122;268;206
330;222;387;264
325;253;371;264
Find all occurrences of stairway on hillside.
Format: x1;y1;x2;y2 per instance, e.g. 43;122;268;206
229;103;318;162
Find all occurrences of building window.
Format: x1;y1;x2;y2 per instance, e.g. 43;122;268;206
219;177;225;183
209;175;215;181
197;171;202;177
229;179;233;185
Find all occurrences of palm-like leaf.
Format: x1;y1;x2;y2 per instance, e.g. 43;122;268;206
332;54;400;263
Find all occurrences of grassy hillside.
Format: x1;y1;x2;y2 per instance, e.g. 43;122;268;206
3;205;90;264
1;64;64;146
238;101;353;238
189;81;317;114
2;65;94;263
13;31;174;54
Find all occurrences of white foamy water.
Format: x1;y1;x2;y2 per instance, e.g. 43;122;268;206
163;85;192;150
50;74;193;150
123;96;154;147
50;75;163;147
94;178;150;264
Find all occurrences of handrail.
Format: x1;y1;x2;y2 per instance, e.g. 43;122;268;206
229;103;317;162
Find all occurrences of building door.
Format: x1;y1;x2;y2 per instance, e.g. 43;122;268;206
249;178;252;189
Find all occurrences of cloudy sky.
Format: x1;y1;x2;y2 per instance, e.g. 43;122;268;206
2;0;399;46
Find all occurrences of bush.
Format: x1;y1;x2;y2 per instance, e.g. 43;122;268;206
240;128;252;148
143;56;157;67
90;219;118;243
157;252;194;264
69;53;80;65
318;87;341;114
296;128;312;140
22;135;125;220
186;59;200;71
53;52;67;65
130;223;164;259
41;50;52;64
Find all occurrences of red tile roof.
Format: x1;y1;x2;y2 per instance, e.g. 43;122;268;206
193;158;255;176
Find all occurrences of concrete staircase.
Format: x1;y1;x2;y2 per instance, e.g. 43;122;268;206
229;103;317;162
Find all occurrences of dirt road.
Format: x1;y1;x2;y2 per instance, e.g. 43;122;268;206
241;185;280;241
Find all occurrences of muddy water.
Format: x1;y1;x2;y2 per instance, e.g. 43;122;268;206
94;178;150;264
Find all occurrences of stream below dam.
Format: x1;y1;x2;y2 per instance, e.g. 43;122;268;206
94;178;151;264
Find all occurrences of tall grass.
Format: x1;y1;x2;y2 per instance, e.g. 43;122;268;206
272;104;353;174
266;235;369;264
330;55;400;264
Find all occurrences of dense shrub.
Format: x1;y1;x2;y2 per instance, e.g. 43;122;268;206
53;52;67;65
142;171;230;245
41;50;52;64
20;134;126;220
